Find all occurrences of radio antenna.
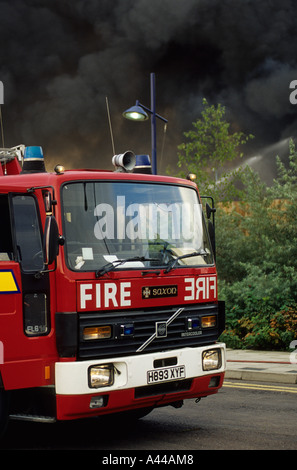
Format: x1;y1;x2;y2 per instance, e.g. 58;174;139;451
0;105;5;147
0;105;6;174
105;96;115;156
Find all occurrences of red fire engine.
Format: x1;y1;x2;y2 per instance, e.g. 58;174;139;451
0;145;225;436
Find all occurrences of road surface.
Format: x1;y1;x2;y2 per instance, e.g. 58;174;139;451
1;379;296;451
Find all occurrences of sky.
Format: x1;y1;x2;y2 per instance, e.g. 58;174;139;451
1;0;297;181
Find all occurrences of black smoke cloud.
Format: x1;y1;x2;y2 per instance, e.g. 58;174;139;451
0;0;297;177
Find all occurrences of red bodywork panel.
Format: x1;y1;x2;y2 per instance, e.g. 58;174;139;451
77;271;217;312
56;373;224;421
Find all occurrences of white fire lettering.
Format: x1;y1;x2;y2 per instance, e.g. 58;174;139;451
80;283;92;309
104;283;118;307
80;282;131;309
184;276;216;301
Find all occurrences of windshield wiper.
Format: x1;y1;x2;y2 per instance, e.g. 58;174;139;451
163;250;207;274
96;256;157;278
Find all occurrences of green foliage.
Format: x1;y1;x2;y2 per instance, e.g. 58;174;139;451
217;139;297;350
219;302;297;351
177;98;253;201
176;99;297;350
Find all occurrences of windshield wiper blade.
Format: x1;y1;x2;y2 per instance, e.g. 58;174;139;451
96;256;157;278
163;250;207;274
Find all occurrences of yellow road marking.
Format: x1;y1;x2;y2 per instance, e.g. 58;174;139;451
223;381;297;394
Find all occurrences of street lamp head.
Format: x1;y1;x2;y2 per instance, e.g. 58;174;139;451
123;104;149;121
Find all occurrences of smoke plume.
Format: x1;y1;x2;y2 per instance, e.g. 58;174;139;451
0;0;296;178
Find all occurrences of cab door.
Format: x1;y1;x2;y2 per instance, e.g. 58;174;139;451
10;193;50;337
0;192;55;390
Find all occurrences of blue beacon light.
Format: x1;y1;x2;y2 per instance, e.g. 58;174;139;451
22;146;46;173
133;155;152;174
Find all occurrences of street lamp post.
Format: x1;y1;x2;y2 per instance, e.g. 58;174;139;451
123;73;167;175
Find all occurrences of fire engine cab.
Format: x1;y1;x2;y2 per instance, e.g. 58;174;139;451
0;145;225;435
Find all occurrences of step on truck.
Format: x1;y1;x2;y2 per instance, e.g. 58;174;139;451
0;145;225;436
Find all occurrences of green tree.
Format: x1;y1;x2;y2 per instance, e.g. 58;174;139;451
218;139;297;350
177;98;253;201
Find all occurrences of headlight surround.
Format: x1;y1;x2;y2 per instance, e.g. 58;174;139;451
202;349;222;371
88;364;114;388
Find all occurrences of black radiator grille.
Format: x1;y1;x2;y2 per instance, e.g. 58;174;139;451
78;303;219;360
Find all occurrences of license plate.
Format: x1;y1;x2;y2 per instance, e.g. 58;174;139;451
147;365;186;384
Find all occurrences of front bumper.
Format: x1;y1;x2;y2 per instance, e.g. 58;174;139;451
55;343;225;420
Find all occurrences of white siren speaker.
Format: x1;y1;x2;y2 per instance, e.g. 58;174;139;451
112;151;136;171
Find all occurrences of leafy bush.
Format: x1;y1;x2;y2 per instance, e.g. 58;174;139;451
217;140;297;350
219;303;297;351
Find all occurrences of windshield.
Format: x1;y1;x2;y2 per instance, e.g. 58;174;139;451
62;181;213;272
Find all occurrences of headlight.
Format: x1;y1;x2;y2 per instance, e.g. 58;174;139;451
201;315;216;328
202;349;222;371
83;326;112;340
88;364;114;388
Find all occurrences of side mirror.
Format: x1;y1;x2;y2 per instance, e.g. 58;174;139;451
43;190;57;214
206;202;216;220
44;216;60;265
201;198;216;260
208;220;216;260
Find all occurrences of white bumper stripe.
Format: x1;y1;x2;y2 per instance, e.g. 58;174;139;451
55;343;226;395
